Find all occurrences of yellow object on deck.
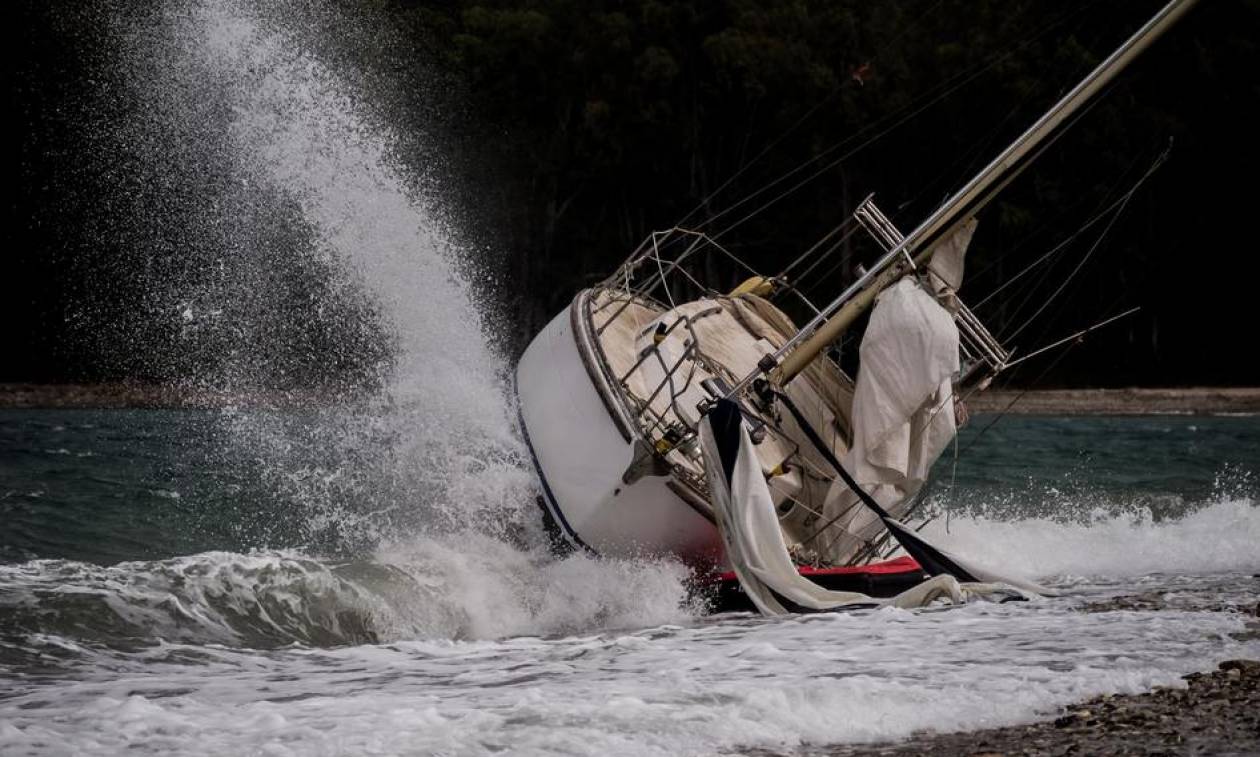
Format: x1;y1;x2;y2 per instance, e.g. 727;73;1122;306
729;276;775;297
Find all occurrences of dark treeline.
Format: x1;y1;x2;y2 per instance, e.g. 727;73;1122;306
7;0;1260;387
406;0;1260;387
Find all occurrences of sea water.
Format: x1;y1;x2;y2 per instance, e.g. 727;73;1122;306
4;0;1258;754
2;411;1258;755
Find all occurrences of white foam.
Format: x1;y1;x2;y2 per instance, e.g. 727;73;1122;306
366;534;697;640
68;0;699;654
15;2;1255;753
3;591;1257;756
0;542;696;648
137;0;544;551
924;497;1260;580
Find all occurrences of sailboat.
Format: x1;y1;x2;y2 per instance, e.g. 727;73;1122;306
514;0;1198;614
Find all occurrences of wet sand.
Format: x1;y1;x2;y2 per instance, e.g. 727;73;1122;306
4;383;1260;414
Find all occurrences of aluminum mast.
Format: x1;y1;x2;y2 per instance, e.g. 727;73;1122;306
725;0;1199;397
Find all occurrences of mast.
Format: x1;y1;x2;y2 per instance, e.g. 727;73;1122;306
736;0;1199;393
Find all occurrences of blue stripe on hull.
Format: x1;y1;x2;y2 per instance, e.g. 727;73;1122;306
513;371;597;555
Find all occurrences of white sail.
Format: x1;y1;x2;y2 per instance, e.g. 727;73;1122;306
699;400;1022;615
818;278;960;562
513;0;1199;613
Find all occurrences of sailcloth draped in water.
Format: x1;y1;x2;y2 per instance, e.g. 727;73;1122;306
699;399;1012;615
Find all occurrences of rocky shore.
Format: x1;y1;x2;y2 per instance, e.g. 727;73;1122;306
803;587;1260;757
739;581;1260;757
817;658;1259;757
4;383;1260;415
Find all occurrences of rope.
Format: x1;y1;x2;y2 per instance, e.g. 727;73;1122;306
766;386;890;519
762;387;977;580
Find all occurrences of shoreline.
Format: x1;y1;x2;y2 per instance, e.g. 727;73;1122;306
807;592;1260;757
0;383;342;410
967;387;1260;416
813;658;1259;757
2;383;1259;415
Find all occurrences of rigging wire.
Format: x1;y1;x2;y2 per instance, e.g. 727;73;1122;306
1003;306;1141;369
707;59;1035;242
695;1;1102;240
776;218;854;280
786;224;863;286
972;145;1170;311
965;123;1155;285
675;0;952;229
787;89;1049;307
900;91;1034;217
958;335;1084;459
1000;168;1139;343
960;155;1138;300
906;0;1141;221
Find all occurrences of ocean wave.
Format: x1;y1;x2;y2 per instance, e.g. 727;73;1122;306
3;589;1257;756
924;496;1260;581
0;536;696;653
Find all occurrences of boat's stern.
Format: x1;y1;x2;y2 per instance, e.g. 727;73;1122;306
515;294;722;563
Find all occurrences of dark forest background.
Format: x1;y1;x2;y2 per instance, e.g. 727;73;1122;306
8;0;1260;388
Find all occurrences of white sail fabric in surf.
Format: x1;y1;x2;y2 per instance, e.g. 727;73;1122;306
817;277;961;562
699;399;1016;616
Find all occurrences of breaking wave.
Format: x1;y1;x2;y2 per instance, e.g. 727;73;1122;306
14;0;1256;669
3;0;703;662
926;496;1260;581
4;495;1254;661
0;542;695;656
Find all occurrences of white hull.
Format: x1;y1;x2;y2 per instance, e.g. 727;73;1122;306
509;2;1193;602
515;294;723;564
